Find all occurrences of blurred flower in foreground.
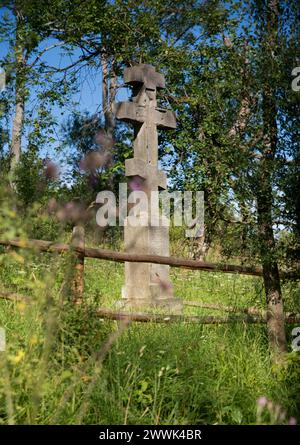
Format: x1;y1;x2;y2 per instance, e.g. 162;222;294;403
257;396;267;408
56;201;87;224
95;129;115;150
47;198;58;214
256;396;297;425
46;197;97;225
43;159;59;180
129;175;145;192
80;151;109;173
79;129;114;175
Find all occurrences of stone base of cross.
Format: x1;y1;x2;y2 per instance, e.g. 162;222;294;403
114;64;182;312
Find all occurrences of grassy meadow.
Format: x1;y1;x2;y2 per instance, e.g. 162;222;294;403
0;236;299;425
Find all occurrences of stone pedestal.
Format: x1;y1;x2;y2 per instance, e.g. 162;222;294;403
120;213;182;311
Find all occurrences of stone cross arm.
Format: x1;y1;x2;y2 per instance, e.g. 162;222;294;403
113;101;176;130
112;64;175;188
113;64;176;130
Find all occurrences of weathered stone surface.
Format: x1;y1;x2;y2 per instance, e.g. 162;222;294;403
115;64;182;312
124;64;165;90
125;158;166;190
113;102;146;125
114;101;176;130
155;108;176;129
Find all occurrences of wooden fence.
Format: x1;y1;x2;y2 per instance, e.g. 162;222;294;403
0;226;299;325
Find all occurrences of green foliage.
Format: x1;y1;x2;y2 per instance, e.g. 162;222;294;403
0;245;299;425
0;0;299;427
14;148;47;206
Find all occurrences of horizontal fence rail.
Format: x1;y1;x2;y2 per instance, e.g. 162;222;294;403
0;237;299;279
1;233;300;325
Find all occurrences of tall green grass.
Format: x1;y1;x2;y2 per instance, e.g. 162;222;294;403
0;247;299;425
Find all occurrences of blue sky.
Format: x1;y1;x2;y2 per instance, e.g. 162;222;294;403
0;6;130;168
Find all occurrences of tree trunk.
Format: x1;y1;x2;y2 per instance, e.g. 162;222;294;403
190;227;210;261
11;89;24;172
10;7;26;182
257;177;287;354
101;53;116;140
257;0;287;355
100;53;117;190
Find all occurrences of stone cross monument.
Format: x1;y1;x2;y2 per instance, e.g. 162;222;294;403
114;64;181;311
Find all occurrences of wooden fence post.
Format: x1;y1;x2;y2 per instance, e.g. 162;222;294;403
71;225;85;304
